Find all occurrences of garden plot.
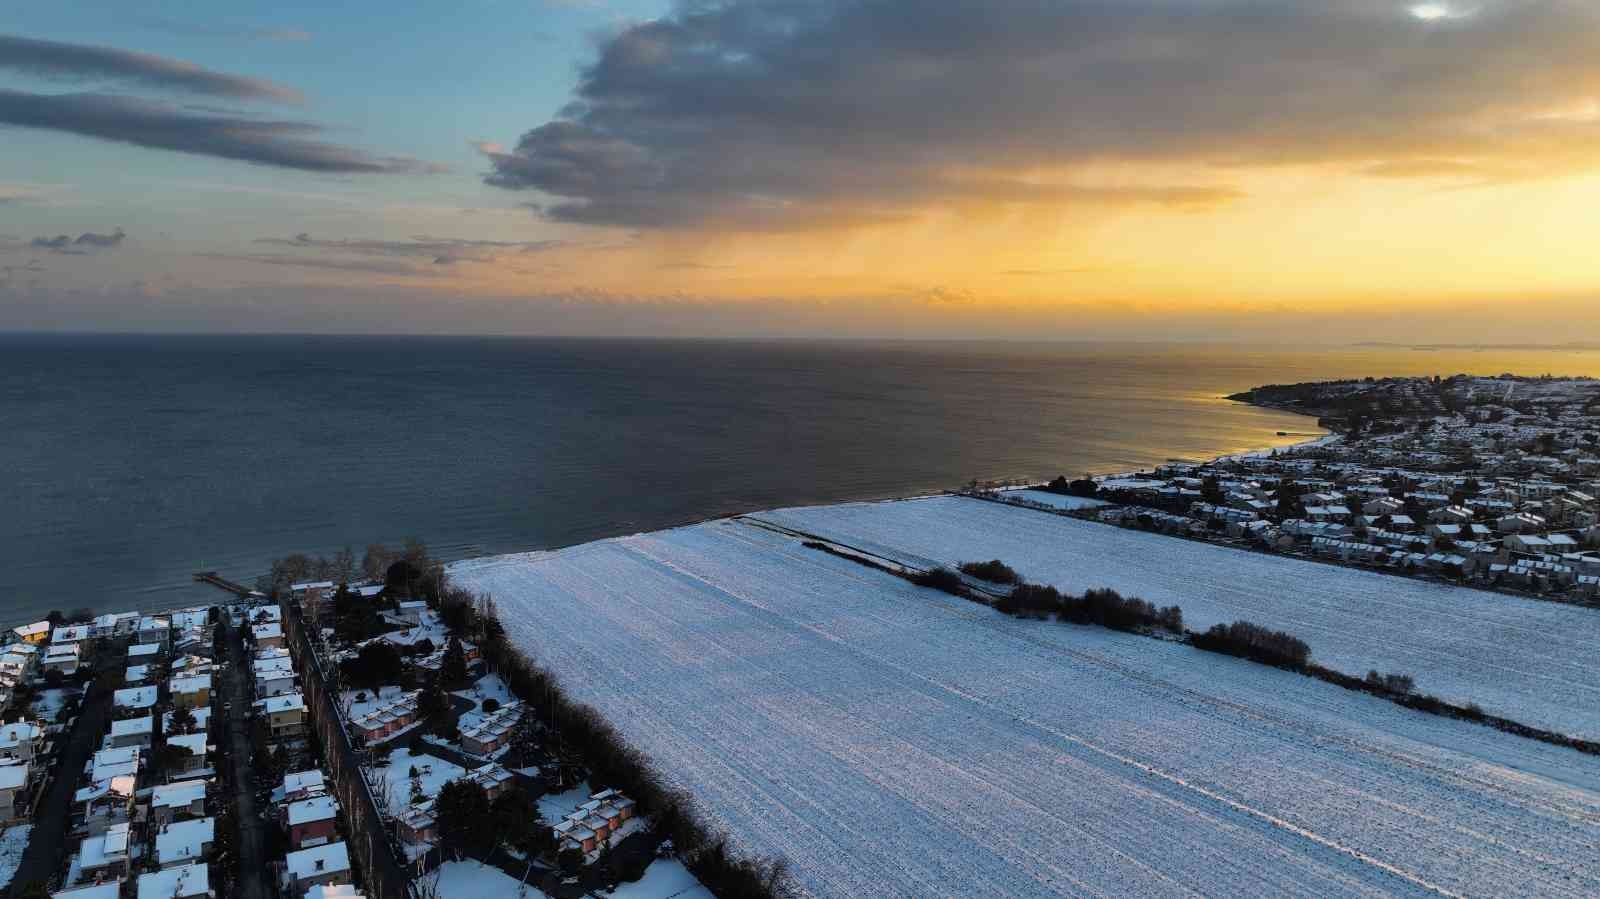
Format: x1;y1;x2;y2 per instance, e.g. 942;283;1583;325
757;496;1600;738
451;518;1600;899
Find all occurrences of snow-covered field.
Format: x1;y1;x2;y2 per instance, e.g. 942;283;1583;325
450;517;1600;898
757;496;1600;738
998;488;1109;511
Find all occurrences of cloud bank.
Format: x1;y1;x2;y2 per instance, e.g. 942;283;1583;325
481;0;1600;229
30;227;125;254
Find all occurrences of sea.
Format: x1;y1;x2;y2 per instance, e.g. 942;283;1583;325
7;334;1600;625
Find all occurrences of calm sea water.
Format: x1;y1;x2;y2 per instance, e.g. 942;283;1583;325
7;334;1600;624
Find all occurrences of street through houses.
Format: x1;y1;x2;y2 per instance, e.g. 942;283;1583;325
222;620;273;899
6;683;109;897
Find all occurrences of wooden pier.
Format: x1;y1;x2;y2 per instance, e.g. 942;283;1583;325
193;571;259;597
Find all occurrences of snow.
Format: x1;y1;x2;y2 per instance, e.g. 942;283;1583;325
999;488;1110;511
756;495;1600;739
536;781;591;825
0;824;30;889
428;859;547;898
609;858;714;899
341;684;407;719
29;687;73;722
452;514;1600;899
370;747;466;810
453;672;514;711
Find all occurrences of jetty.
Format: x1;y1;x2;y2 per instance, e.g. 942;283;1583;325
193;570;260;597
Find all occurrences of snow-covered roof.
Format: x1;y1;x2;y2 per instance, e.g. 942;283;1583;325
0;762;28;790
261;693;306;715
152;778;207;809
253;622;285;640
113;686;157;710
108;715;153;739
11;621;48;638
170;673;212;694
0;720;42;749
137;861;208;899
155;816;214;865
288;794;339;826
125;664;150;683
167;732;209;756
78;822;130;869
52;624;92;643
127;643;161;659
285;840;350;880
52;881;123;899
283;769;326;796
305;884;365;899
90;747;140;781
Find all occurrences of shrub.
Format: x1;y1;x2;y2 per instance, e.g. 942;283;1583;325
1192;621;1311;670
959;560;1020;585
1365;670;1415;696
483;697;500;714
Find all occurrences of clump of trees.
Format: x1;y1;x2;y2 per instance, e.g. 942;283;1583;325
1192;621;1311;670
340;641;404;690
1042;475;1098;498
993;582;1183;633
436;778;494;855
1365;670;1415;696
909;567;969;597
959;560;1020;585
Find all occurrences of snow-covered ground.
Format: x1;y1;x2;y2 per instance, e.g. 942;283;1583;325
451;516;1600;899
341;684;407;719
998;488;1109;511
609;858;714;899
757;496;1600;738
0;825;31;889
428;859;546;898
30;687;74;723
535;781;590;824
370;746;466;810
454;672;516;733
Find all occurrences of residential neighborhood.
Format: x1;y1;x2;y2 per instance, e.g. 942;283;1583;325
980;375;1600;604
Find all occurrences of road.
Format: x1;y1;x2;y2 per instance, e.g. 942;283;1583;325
222;621;274;899
7;680;109;896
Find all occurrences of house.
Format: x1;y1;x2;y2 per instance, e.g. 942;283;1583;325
154;816;213;867
283;841;352;894
136;861;208;899
0;762;29;822
255;654;298;698
1497;512;1547;534
1362;497;1404;516
261;693;308;740
348;691;419;745
1505;533;1553;555
459;701;523;756
165;706;211;735
11;621;49;645
124;664;151;686
252;621;286;650
42;643;81;676
150;778;208;825
395;800;437;846
394;600;427;625
89;747;140;783
165;733;211;776
75;774;136;835
126;643;161;665
1430;505;1475;524
91;610;142;639
75;822;132;884
169;673;211;709
464;763;513;800
280;769;327;804
112;686;158;716
105;715;153;751
0;721;44;762
551;788;637;856
137;617;171;647
287;794;340;849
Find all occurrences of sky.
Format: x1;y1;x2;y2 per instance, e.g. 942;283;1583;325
2;0;1600;342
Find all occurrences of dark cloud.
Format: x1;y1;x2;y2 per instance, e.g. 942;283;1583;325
30;227;125;254
0;33;301;102
481;0;1600;228
0;89;440;174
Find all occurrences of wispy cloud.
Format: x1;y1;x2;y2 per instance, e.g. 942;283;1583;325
123;16;312;43
255;232;566;263
198;252;447;278
0;33;301;103
0;90;440;174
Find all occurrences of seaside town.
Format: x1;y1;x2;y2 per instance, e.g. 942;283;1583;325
978;374;1600;604
2;373;1598;899
0;545;714;899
